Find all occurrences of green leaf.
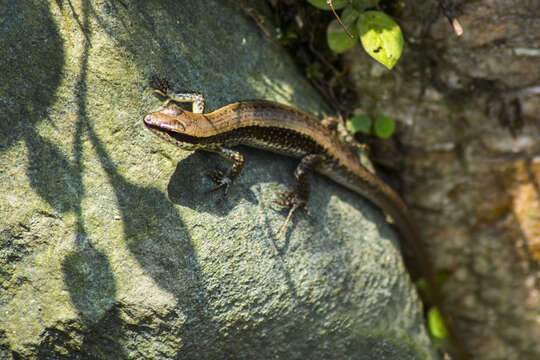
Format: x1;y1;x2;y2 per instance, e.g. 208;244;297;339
428;308;448;340
352;0;379;11
347;113;372;134
341;5;360;27
374;115;395;138
306;0;349;10
357;11;403;69
327;20;357;53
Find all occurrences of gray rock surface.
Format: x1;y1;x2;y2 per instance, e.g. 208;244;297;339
0;0;434;358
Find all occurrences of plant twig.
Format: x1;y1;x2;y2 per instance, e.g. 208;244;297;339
228;0;272;38
326;0;354;38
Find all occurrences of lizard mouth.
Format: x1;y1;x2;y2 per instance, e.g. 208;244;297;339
143;113;186;132
142;114;201;150
142;114;174;140
142;113;155;127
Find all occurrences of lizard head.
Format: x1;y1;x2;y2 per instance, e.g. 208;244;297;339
143;104;204;150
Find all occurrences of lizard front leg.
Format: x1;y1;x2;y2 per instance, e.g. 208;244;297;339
206;146;245;194
151;76;205;113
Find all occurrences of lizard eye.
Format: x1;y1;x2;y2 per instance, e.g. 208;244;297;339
163;105;184;117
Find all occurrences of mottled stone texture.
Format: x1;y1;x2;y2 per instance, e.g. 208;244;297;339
0;1;433;359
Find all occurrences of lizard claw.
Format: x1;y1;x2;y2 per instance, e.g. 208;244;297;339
151;75;172;94
272;191;307;211
150;76;174;106
205;170;232;194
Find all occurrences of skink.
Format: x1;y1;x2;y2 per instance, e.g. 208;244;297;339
143;81;418;241
142;78;465;358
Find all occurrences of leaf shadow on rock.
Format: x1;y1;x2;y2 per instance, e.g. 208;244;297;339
57;1;226;357
0;1;63;148
0;7;67;354
0;1;123;357
0;0;221;357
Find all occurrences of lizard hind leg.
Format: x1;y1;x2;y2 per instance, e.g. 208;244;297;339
274;198;303;241
272;154;324;240
321;115;367;151
272;190;315;241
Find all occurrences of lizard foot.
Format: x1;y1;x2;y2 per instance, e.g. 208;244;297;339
272;190;313;240
150;75;174;105
205;170;232;195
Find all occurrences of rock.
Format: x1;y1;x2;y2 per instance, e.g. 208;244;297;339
0;0;433;358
